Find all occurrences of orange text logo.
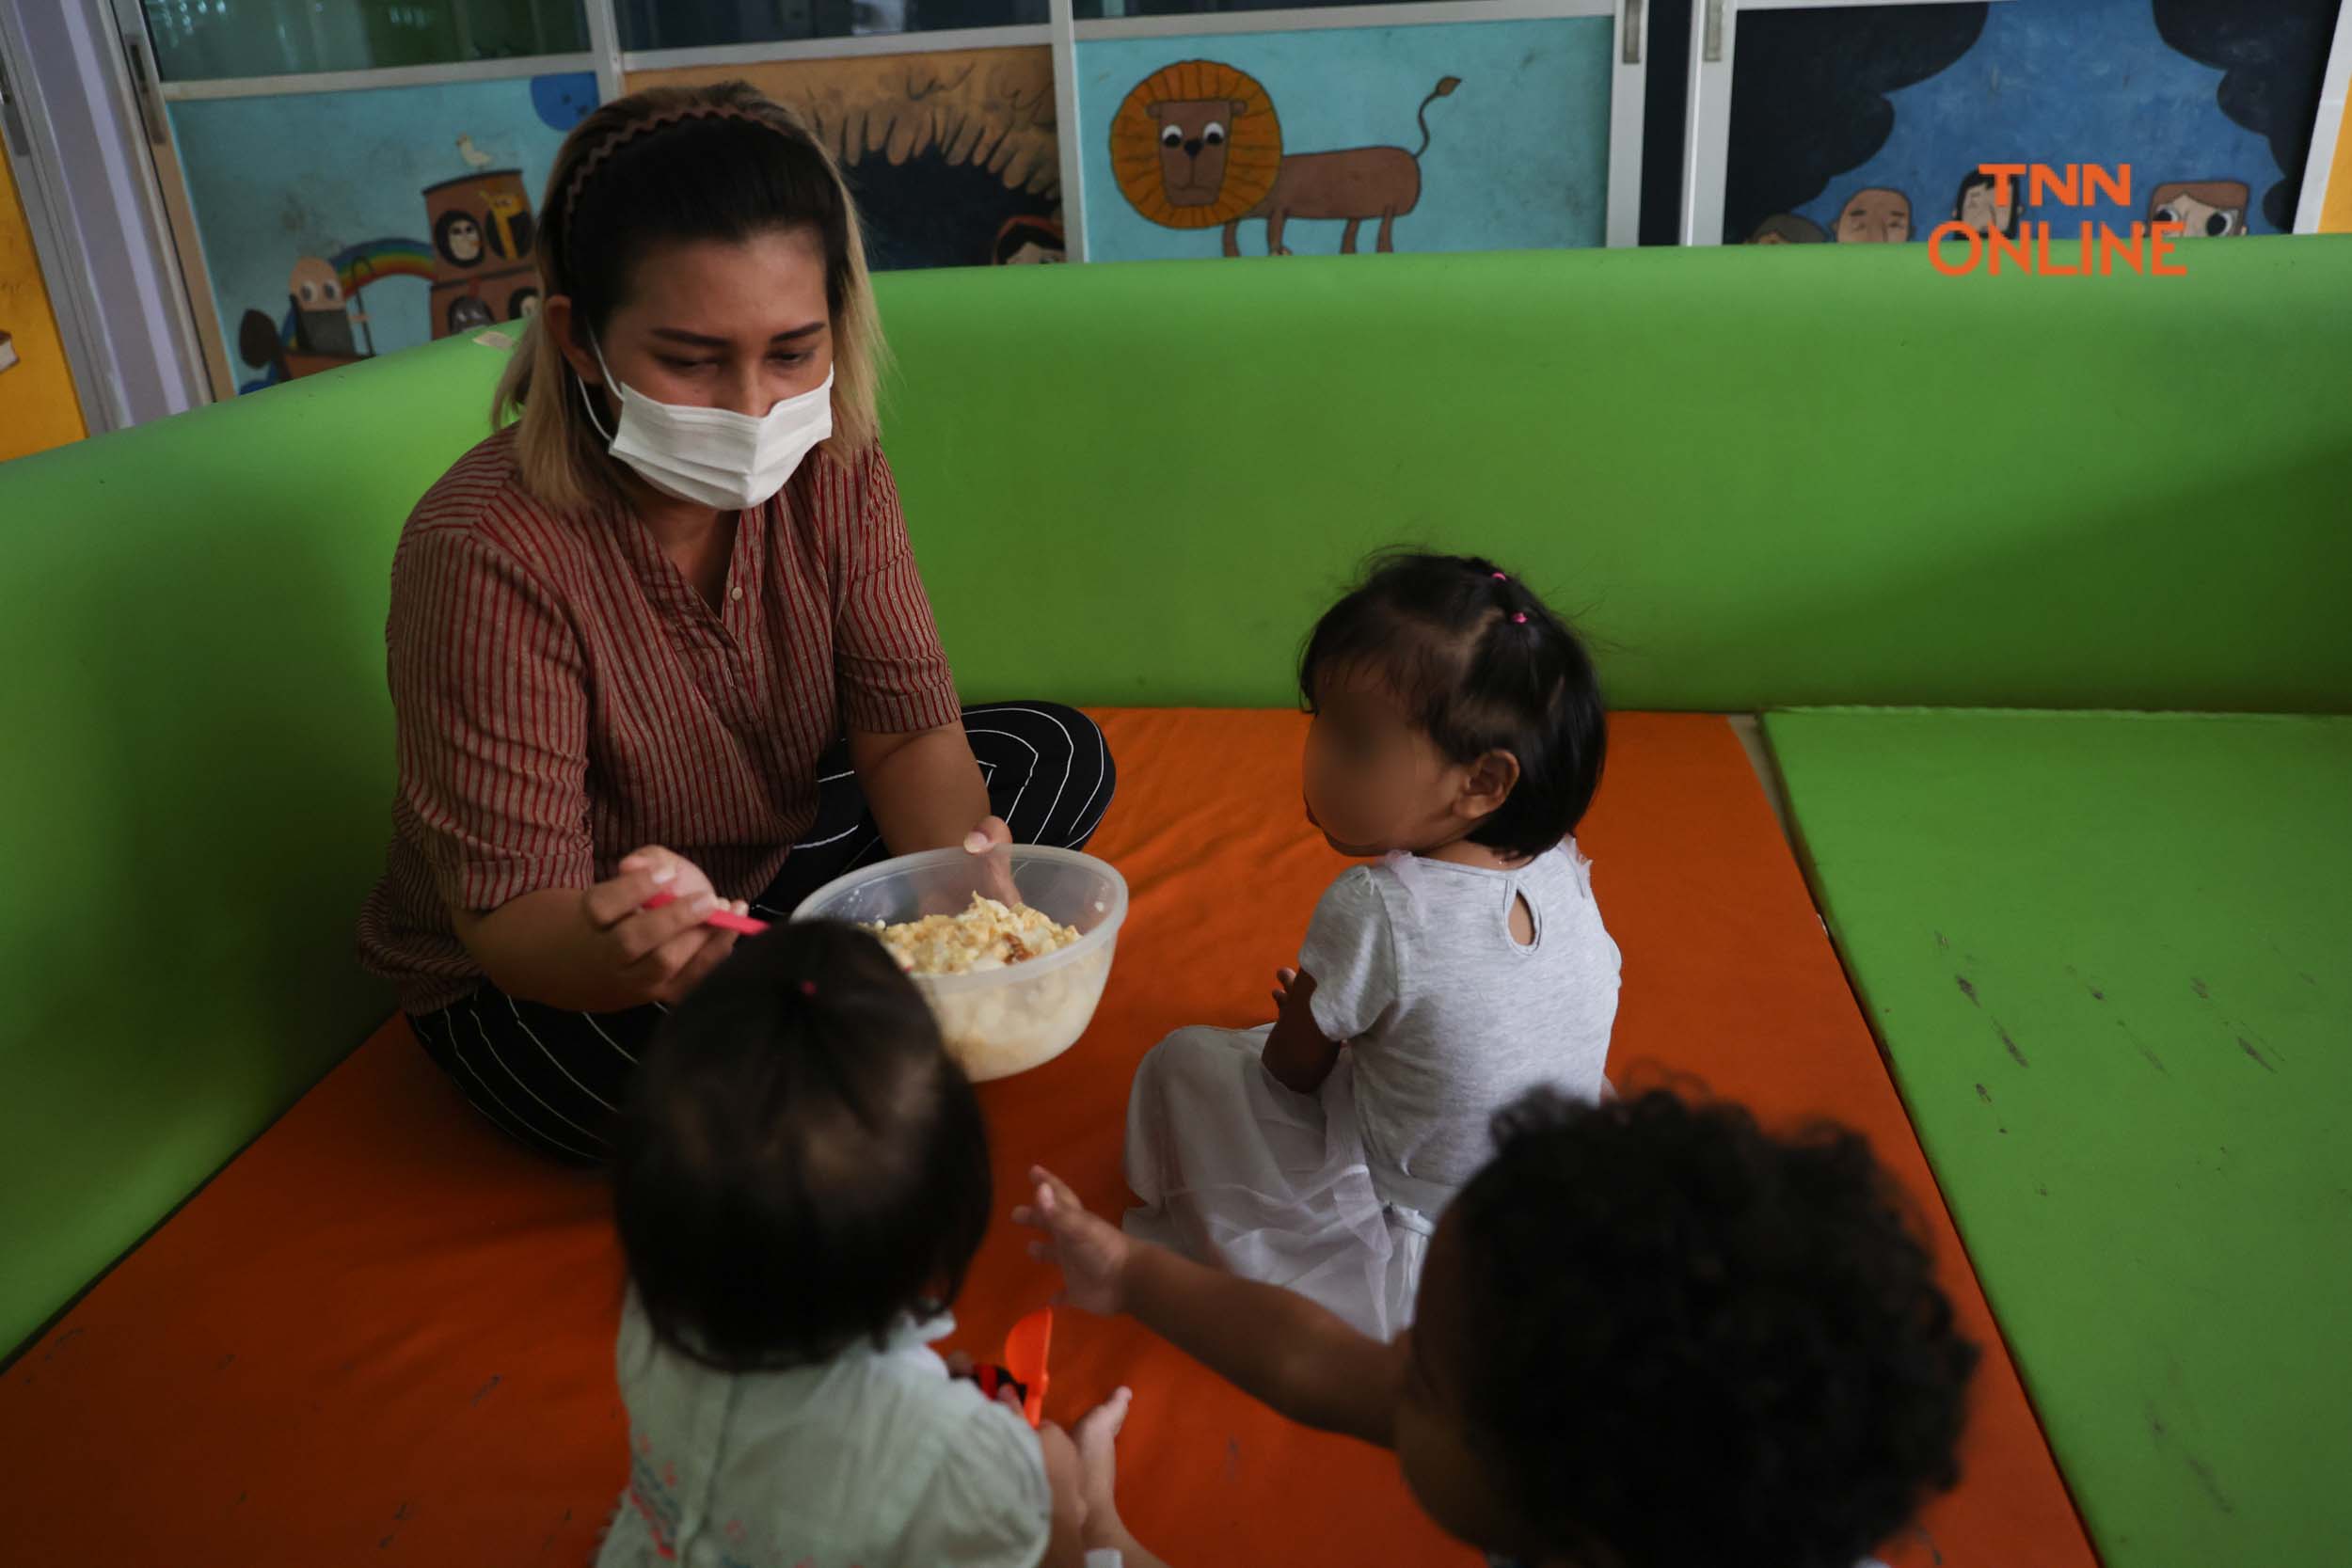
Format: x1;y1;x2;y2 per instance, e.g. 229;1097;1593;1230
1930;165;2186;277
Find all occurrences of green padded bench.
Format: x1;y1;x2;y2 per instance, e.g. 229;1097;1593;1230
1766;708;2352;1568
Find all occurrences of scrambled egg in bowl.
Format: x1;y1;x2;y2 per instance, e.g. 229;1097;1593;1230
866;894;1104;1080
795;846;1127;1084
868;895;1083;975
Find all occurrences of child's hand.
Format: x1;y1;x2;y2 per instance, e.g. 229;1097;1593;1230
961;814;1025;909
1273;966;1320;1035
1013;1166;1133;1317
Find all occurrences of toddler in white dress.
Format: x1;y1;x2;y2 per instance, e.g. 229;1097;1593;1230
1125;553;1621;1338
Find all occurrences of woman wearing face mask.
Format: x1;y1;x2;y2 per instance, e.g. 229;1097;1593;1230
358;83;1115;1164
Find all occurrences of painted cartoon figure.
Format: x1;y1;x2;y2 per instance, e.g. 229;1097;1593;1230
1835;187;1913;242
482;187;535;260
2148;179;2249;237
447;294;497;332
1110;61;1462;257
993;214;1065;264
237;242;415;388
1747;213;1826;244
435;210;486;267
1951;169;2022;240
1145;91;1253;213
423;167;537;338
287;256;360;357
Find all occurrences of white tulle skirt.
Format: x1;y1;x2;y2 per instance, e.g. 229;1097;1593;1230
1121;1025;1430;1340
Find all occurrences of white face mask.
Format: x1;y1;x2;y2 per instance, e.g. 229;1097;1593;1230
579;335;833;512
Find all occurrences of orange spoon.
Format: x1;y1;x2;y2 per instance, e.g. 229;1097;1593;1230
1004;1307;1053;1427
642;888;769;936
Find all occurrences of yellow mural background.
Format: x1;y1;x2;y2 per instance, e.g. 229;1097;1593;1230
2324;91;2352;233
0;150;87;463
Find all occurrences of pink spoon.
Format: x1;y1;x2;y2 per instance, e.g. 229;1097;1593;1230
644;888;770;936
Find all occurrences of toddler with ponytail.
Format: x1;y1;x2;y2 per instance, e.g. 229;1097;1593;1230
1122;553;1621;1338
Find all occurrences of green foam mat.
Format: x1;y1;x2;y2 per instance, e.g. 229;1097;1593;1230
1763;708;2352;1568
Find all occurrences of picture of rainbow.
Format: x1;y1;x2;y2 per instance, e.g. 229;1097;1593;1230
333;237;437;293
244;238;440;390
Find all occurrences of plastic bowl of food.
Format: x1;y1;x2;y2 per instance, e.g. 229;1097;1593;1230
790;845;1128;1083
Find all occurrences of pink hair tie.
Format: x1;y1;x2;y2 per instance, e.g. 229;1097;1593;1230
1513;612;1528;624
1492;572;1507;580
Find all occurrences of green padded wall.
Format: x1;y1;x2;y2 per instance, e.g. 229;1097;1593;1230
877;240;2352;715
0;341;502;1355
3;240;2349;1354
1764;708;2352;1568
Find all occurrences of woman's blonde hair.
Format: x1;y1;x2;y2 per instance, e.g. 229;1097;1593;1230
493;81;887;514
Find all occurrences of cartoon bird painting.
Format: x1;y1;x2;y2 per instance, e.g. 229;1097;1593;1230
456;135;496;169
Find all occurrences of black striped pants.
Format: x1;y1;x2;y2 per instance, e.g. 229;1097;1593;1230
409;703;1114;1163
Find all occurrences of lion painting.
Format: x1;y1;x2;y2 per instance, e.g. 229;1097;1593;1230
1110;61;1461;256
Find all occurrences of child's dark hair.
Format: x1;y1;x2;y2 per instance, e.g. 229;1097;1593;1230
612;921;991;1372
1452;1088;1978;1568
1299;552;1606;858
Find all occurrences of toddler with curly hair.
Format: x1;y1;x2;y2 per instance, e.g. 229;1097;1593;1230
1026;1086;1978;1568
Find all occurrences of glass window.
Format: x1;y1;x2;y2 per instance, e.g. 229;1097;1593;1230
1075;0;1439;20
142;0;589;82
617;0;1044;54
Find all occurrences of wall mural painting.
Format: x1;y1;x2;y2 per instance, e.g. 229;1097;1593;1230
170;71;596;393
2326;89;2352;233
1;148;88;460
1727;0;2339;248
1078;20;1613;264
993;214;1066;264
627;51;1063;272
1108;59;1462;256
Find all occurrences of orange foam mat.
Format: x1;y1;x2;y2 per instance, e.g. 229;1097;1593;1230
0;712;2092;1566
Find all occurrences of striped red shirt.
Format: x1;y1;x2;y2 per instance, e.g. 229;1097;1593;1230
358;428;961;1014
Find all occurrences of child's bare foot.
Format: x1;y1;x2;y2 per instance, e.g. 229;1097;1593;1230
1073;1386;1133;1528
